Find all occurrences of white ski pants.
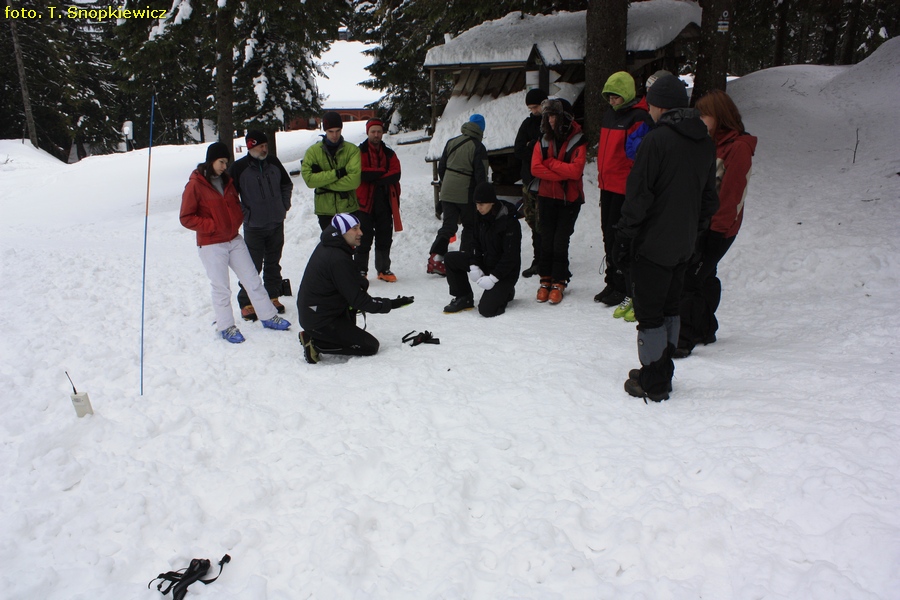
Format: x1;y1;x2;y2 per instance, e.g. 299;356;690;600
198;235;276;331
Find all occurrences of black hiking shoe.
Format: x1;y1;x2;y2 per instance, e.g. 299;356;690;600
624;377;670;403
521;261;539;278
594;285;614;303
601;290;625;307
443;295;474;313
673;347;692;359
299;331;320;364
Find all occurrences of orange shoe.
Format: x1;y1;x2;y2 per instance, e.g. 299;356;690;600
548;282;566;305
241;305;257;321
270;298;285;314
536;277;551;303
377;270;398;283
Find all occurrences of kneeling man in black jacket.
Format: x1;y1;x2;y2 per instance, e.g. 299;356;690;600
443;182;522;317
297;213;413;364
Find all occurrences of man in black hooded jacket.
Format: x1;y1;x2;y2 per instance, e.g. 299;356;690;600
297;213;413;364
615;75;719;402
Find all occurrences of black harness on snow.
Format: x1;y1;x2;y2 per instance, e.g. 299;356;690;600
148;554;230;600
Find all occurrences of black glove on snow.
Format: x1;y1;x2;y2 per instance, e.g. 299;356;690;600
309;163;322;173
390;295;415;309
335;167;347;179
613;233;633;271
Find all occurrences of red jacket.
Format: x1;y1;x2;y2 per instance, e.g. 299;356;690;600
530;121;587;203
596;96;652;194
356;139;401;213
710;129;757;237
179;170;244;246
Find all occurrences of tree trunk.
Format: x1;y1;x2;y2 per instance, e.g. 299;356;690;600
7;1;39;149
215;0;235;158
773;0;790;66
265;126;278;158
838;0;862;65
692;0;734;103
818;0;842;64
584;0;628;153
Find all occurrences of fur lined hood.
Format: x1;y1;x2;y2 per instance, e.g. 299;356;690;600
540;98;575;142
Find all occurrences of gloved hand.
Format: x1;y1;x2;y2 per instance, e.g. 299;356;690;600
309;163;323;173
476;275;498;290
613;233;633;271
335;167;347;179
390;295;415;309
468;265;484;282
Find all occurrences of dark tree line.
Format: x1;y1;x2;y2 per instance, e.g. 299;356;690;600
3;0;896;161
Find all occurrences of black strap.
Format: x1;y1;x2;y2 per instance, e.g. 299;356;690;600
402;330;440;346
149;555;230;600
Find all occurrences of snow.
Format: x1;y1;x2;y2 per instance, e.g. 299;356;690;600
317;40;383;109
2;36;900;599
424;1;701;68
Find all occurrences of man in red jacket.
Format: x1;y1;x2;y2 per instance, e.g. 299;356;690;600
355;119;402;281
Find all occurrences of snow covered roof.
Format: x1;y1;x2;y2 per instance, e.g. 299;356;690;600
424;1;702;68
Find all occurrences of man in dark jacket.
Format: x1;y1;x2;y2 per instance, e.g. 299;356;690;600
229;130;293;320
443;182;521;317
615;75;719;402
427;114;489;276
513;88;548;278
297;213;414;364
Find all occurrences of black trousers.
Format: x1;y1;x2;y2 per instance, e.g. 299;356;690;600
679;232;736;350
538;197;580;282
445;251;517;317
306;312;379;357
522;185;541;264
600;190;628;294
631;256;687;330
356;195;394;274
237;223;284;308
430;201;475;256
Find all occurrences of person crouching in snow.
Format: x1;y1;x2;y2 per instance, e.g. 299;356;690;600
297;213;414;364
179;142;292;343
443;182;522;317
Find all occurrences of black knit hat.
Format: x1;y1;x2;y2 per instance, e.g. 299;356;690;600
473;182;498;204
205;142;230;163
322;111;343;130
646;74;689;109
525;88;548;106
245;130;267;149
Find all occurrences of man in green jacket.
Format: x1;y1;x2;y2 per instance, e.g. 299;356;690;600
427;114;489;276
301;112;362;231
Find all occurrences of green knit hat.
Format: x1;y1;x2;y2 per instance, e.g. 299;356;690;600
601;71;636;109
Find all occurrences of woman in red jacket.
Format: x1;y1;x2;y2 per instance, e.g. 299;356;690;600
676;89;758;357
530;98;587;305
180;142;291;343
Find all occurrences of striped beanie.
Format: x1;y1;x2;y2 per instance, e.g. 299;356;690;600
331;213;359;235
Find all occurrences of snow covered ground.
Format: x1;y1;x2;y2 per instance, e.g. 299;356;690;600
1;38;899;599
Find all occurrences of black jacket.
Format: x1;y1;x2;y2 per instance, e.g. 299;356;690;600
472;201;522;281
513;113;543;184
229;154;293;229
618;108;719;267
297;227;392;331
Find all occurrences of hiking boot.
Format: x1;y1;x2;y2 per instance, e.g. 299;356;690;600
624;377;669;403
629;368;673;391
536;277;551;303
548;282;566;305
673;347;692;359
261;315;291;330
601;290;625;307
427;254;446;276
241;305;257;321
623;305;636;322
613;297;633;319
443;295;474;313
220;325;245;344
521;261;539;278
299;331;320;364
594;285;614;303
377;270;398;283
271;298;285;314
